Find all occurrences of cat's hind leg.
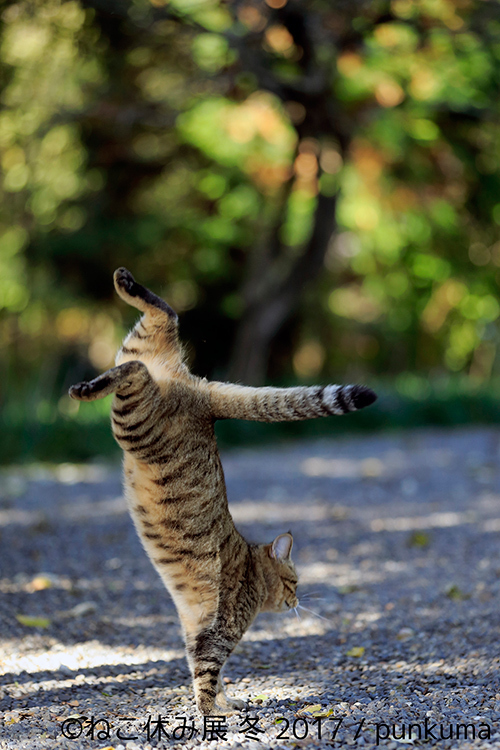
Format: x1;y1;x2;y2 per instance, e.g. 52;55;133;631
114;268;183;366
114;267;177;322
69;360;152;401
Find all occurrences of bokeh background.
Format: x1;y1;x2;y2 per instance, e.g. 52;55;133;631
2;0;500;462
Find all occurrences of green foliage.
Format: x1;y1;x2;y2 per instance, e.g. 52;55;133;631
3;377;500;464
1;0;500;461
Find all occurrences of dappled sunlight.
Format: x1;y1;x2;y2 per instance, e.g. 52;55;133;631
0;494;126;528
55;494;126;521
0;462;114;486
224;439;470;486
0;572;73;594
230;500;334;525
230;492;500;539
247;615;329;642
0;507;46;529
2;430;500;737
299;446;456;480
481;518;500;532
370;510;475;532
302;456;384;479
297;561;385;588
0;569;166;596
0;638;183;678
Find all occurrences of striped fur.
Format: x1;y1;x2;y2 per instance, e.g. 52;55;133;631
69;268;377;715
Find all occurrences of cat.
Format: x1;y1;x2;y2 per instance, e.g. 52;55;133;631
68;268;377;715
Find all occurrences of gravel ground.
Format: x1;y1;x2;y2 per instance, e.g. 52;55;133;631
1;426;500;749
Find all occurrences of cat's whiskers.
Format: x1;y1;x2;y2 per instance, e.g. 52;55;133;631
299;590;321;597
300;594;324;601
297;603;331;623
293;606;301;621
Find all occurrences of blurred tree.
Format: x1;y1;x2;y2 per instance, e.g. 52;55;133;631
2;0;500;418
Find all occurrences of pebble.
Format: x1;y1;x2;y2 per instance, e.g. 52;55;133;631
2;429;500;749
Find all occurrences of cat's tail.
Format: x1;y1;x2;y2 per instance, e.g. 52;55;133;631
207;382;377;422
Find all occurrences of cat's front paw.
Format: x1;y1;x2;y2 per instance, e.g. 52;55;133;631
214;694;247;714
68;382;91;401
114;267;136;295
227;697;247;711
197;696;246;717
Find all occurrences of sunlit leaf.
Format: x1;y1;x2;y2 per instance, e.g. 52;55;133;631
16;614;51;628
299;703;334;717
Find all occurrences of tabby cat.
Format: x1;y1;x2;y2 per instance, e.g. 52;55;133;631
69;268;376;715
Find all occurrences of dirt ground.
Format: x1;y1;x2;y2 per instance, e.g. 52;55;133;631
1;427;500;748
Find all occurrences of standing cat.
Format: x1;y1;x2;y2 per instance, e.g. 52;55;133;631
69;268;376;715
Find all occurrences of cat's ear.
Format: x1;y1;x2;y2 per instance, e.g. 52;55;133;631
270;532;293;561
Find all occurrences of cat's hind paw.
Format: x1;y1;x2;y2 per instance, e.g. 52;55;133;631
114;267;136;295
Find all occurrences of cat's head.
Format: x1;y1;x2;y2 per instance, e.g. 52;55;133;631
260;532;299;613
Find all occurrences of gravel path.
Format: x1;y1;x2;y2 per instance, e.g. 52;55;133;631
1;427;500;749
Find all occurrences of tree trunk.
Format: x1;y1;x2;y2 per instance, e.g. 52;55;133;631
228;191;338;384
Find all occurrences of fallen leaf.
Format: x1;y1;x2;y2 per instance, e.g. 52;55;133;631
16;615;51;628
299;703;334;717
396;627;415;640
408;531;430;548
338;584;360;594
346;646;365;657
314;708;334;718
300;704;322;714
3;711;21;724
30;575;53;591
297;703;333;719
65;601;97;618
445;584;469;601
253;694;268;702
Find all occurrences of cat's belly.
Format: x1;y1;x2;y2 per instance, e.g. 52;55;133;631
123;455;222;629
